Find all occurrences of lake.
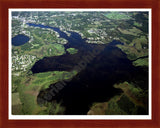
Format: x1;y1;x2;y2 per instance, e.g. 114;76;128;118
12;34;30;46
27;23;148;115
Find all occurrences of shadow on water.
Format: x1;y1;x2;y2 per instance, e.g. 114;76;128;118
27;23;148;115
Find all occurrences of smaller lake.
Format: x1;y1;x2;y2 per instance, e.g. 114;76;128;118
12;34;30;46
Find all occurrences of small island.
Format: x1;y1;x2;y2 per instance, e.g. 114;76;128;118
66;48;78;54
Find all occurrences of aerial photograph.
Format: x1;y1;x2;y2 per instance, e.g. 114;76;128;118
11;10;149;116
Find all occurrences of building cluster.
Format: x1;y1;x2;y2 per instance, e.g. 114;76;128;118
12;54;37;72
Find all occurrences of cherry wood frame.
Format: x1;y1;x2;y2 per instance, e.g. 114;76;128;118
0;0;160;128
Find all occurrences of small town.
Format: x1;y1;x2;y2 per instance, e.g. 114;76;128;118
12;54;37;72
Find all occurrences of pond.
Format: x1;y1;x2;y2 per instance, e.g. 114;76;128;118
12;34;30;46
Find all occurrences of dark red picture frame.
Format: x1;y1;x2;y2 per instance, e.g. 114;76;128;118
0;0;160;128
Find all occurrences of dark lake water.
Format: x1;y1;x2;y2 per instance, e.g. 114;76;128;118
12;34;30;46
27;23;148;115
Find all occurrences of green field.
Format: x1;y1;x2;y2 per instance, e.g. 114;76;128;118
104;12;131;20
133;58;148;67
117;36;148;61
12;70;77;114
134;21;142;27
88;82;148;115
